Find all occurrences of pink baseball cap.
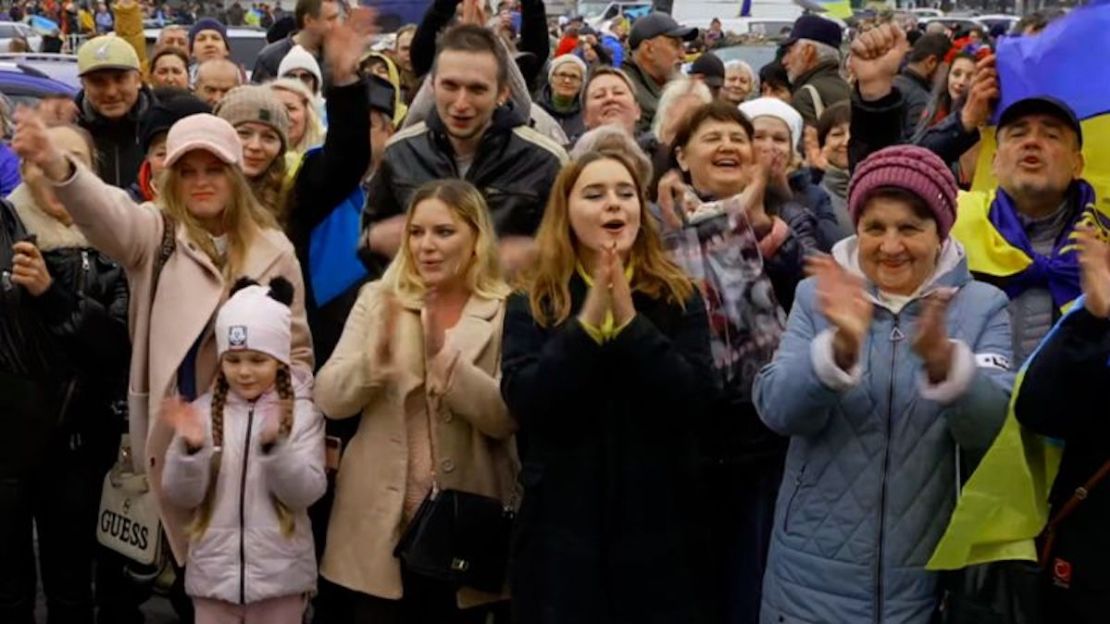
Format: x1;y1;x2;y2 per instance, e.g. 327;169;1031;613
163;113;243;169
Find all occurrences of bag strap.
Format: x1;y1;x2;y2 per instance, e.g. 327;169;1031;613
803;84;825;119
150;211;176;307
1040;456;1110;563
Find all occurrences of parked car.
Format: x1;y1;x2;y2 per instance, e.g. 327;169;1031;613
918;16;982;33
0;61;78;108
975;14;1020;32
0;21;43;53
580;1;653;29
144;26;268;73
0;53;79;88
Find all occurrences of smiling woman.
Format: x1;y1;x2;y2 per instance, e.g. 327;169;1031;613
502;151;713;622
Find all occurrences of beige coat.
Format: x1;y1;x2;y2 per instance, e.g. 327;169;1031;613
316;282;518;608
53;164;313;563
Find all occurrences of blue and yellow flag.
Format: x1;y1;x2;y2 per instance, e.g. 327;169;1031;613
929;1;1110;571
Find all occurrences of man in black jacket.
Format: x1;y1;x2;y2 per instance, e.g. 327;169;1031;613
892;33;951;138
251;0;339;83
1014;230;1110;624
74;36;155;189
362;24;567;278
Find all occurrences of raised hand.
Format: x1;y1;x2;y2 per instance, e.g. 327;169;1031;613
161;397;205;450
655;169;687;231
960;54;1000;132
849;22;909;101
1077;226;1110;319
578;247;612;328
912;289;956;383
12;106;68;181
804;126;827;171
324;6;376;86
10;240;53;296
607;242;635;326
809;255;873;370
460;0;488;26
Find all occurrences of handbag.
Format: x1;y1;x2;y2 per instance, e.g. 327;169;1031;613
393;368;515;594
96;211;176;577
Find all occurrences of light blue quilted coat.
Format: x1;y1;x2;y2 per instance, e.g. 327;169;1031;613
753;240;1014;624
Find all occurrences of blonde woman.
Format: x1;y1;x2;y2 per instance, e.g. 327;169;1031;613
315;179;517;622
269;77;325;157
11;109;313;569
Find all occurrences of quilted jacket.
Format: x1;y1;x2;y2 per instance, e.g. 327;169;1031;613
753;238;1014;624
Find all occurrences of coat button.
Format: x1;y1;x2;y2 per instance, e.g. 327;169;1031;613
441;412;453;423
440;459;455;473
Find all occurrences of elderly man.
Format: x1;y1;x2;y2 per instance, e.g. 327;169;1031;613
75;36;155;188
193;58;241;107
781;15;850;126
156;24;189;53
621;12;697;134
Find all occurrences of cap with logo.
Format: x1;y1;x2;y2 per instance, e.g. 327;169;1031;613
629;12;698;49
783;15;843;50
998;95;1084;147
77;36;141;77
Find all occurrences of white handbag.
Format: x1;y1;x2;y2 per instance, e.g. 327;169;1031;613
96;434;164;568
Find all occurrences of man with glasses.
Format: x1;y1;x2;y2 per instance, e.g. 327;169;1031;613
537;54;587;146
621;12;697;134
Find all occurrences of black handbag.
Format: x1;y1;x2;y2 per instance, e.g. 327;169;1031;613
392;372;514;594
394;486;515;593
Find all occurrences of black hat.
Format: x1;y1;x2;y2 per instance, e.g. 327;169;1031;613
369;74;396;121
689;51;725;88
629;12;698;49
783;15;842;49
138;92;211;155
998;96;1083;147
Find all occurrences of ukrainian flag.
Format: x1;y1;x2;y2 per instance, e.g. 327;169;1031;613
928;0;1110;570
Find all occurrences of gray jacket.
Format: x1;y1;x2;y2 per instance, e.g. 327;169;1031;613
754;238;1013;624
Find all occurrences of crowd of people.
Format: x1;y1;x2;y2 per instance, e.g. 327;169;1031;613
0;0;1107;623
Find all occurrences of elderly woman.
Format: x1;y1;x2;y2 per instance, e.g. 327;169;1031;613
537;54;587;146
722;60;758;105
753;145;1013;624
644;76;712;198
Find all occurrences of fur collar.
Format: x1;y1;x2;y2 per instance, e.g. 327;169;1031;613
8;184;90;251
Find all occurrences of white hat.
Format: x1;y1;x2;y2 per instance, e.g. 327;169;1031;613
739;97;805;153
278;45;323;94
216;278;294;366
548;53;588;84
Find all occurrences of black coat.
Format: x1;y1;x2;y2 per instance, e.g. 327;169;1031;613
500;277;715;623
0;198;129;477
1014;307;1110;609
284;80;371;367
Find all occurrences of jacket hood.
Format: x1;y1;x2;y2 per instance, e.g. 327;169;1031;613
831;235;971;312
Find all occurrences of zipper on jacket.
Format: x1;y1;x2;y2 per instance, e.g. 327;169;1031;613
238;403;255;605
876;316;903;623
78;250;89;292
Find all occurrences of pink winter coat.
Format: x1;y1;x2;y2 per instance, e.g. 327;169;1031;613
161;372;325;605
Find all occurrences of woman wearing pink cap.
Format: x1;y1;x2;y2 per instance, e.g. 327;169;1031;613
11;108;314;579
752;145;1014;623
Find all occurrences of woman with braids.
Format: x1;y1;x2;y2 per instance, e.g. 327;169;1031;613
161;276;325;622
10;108;313;577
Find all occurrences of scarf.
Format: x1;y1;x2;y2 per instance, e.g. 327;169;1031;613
952;181;1098;310
822;165;849;200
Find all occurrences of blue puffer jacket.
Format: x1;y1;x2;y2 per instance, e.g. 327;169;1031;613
753;238;1014;624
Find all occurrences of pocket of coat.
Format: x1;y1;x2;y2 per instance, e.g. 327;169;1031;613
782;464;807;535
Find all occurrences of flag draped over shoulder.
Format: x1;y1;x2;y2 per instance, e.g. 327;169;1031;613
928;3;1110;571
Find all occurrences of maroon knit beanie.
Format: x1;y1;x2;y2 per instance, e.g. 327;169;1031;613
848;145;959;240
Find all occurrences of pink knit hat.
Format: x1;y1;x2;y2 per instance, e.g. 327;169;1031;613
164;113;243;169
848;145;959;240
216;278;293;366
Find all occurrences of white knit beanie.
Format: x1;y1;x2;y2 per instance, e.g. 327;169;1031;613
278;45;323;94
216;279;293;366
548;53;588;84
739;97;805;154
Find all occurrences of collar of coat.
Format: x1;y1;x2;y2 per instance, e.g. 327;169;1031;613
397;289;504;365
77;86;154;130
168;212;295;283
792;60;842;90
8;184;89;251
425;103;528;155
832;235;971;313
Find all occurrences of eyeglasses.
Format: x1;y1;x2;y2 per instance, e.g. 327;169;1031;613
552;72;583;83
